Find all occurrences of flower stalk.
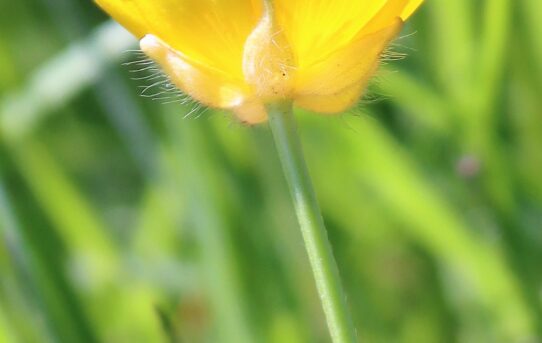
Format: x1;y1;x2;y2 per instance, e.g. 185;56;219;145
267;101;357;343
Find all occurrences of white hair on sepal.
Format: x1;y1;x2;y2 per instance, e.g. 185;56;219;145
380;39;409;64
181;102;211;120
385;29;419;59
123;49;168;94
356;69;397;113
351;69;389;112
380;28;419;65
122;49;210;120
352;28;419;111
381;48;408;63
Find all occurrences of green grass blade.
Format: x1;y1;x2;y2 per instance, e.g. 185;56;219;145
0;21;135;142
167;114;256;343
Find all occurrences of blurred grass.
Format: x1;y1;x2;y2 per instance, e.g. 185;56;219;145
0;0;541;342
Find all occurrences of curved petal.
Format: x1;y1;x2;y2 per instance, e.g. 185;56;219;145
362;0;423;34
140;35;251;109
294;20;403;97
273;0;423;69
402;0;424;20
95;0;263;81
295;82;366;114
143;35;265;125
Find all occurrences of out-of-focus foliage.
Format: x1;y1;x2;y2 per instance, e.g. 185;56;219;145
0;1;541;342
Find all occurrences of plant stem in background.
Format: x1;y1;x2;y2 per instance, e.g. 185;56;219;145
267;102;357;343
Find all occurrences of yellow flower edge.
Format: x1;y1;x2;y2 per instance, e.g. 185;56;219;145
96;0;424;124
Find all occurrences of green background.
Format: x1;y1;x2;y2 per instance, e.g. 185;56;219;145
1;0;541;342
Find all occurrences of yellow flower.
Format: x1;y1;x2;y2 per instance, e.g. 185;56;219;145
96;0;423;124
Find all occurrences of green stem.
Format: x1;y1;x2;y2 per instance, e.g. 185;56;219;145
267;101;357;343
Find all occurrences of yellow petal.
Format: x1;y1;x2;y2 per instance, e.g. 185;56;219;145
401;0;425;20
295;82;366;114
273;0;422;69
295;20;403;97
140;35;249;109
362;0;420;34
95;0;263;81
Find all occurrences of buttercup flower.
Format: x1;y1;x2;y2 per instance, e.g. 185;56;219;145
96;0;423;124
